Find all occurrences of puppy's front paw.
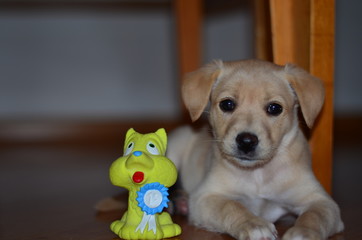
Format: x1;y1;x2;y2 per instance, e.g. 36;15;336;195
238;218;278;240
282;227;321;240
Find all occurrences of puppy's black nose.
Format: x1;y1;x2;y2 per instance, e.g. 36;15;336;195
236;132;259;154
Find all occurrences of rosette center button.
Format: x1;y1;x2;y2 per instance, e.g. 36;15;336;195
144;190;163;208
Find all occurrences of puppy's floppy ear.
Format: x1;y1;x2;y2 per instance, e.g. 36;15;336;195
181;60;222;122
284;64;325;128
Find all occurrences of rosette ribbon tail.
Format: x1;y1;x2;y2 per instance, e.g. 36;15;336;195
136;212;157;234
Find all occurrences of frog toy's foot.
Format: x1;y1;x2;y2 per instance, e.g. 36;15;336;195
111;212;139;239
111;221;142;240
158;212;182;238
110;211;128;235
161;223;182;239
110;222;165;240
110;220;124;235
112;223;138;240
110;212;181;240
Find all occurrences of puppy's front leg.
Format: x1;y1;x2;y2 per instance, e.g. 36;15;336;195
283;200;344;240
190;193;277;240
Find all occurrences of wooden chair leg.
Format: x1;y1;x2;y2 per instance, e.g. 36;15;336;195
253;0;273;61
174;0;203;120
269;0;335;193
174;0;203;76
309;0;335;194
269;0;310;70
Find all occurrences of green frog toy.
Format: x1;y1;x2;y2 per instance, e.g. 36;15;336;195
109;128;181;239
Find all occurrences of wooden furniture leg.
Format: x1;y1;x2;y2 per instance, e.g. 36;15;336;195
253;0;273;61
174;0;203;120
269;0;335;193
309;0;335;194
174;0;203;76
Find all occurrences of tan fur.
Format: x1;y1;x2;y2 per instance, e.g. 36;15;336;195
168;59;343;240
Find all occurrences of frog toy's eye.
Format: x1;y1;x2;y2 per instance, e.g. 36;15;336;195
147;141;160;155
124;142;134;156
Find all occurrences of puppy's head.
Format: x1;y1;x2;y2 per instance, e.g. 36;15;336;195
182;59;324;169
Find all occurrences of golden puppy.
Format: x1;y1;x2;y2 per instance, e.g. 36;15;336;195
167;59;344;240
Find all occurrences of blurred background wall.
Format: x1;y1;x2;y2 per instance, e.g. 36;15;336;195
0;0;360;123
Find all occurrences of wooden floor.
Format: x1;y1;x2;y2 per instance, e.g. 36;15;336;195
0;118;361;240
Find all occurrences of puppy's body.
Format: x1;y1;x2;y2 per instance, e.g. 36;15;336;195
168;60;343;240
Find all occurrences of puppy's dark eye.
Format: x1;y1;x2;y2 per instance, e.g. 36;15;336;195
266;103;283;116
219;99;236;112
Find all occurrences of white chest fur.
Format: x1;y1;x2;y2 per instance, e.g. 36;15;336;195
208;161;294;223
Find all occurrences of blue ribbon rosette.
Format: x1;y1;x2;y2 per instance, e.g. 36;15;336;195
135;182;170;233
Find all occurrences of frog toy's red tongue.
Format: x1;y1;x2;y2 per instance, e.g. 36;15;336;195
132;171;144;183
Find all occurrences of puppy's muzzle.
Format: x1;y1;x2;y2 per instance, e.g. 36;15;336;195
236;132;259;155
